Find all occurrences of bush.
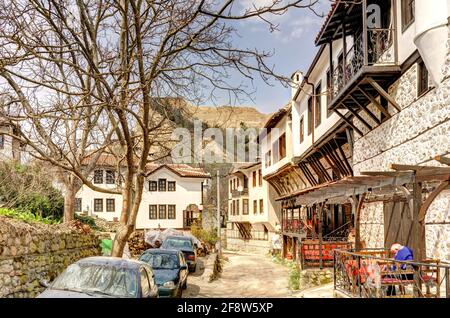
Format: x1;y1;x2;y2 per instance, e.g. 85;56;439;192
74;214;102;230
0;208;60;224
0;161;64;221
191;223;219;245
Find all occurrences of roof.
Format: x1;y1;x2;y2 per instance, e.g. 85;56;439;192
76;257;145;270
230;162;262;176
82;153;210;179
263;104;291;129
315;1;339;45
276;164;450;205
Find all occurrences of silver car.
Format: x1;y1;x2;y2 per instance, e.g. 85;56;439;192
38;257;159;298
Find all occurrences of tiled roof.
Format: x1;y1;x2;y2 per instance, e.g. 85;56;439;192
82;153;210;178
263;104;291;129
315;1;339;45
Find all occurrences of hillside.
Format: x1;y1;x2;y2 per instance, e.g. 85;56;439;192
187;105;271;129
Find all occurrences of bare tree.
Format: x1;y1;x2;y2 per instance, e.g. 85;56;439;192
0;0;320;256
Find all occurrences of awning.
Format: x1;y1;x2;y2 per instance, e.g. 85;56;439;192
276;164;450;206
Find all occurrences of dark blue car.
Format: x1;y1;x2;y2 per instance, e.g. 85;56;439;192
139;249;188;298
161;236;197;272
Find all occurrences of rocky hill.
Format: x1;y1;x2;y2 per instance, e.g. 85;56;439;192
187;105;271;129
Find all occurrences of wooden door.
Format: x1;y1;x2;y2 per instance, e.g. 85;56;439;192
383;201;414;249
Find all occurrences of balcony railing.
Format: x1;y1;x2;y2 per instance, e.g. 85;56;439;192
334;249;450;298
231;188;249;198
330;28;396;102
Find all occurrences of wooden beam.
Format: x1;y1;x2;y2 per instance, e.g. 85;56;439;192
340;102;373;130
333;109;364;137
367;77;402;112
419;180;450;223
349;95;382;125
435;156;450;166
335;140;354;176
358;88;392;119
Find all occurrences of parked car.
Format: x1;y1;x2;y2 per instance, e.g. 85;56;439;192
37;257;159;298
139;249;188;298
161;236;197;272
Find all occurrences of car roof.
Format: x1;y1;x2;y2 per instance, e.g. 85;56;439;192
141;248;180;255
75;257;145;270
165;236;191;241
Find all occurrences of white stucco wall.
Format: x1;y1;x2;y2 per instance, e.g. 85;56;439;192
76;167;205;229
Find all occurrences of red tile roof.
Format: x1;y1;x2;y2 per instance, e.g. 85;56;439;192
315;1;340;45
82;153;210;178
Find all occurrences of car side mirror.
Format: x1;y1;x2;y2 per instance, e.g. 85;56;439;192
40;279;50;288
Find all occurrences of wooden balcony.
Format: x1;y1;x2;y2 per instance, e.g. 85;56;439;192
231;188;249;198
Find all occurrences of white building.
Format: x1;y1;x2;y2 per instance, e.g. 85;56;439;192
262;0;450;265
0;121;22;162
226;162;281;254
75;155;210;230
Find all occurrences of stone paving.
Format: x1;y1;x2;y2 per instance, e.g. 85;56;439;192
184;251;300;298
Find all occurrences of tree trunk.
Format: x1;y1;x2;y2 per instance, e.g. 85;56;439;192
111;223;135;257
63;183;76;223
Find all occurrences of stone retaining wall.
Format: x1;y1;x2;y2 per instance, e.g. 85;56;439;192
299;269;334;290
0;217;101;298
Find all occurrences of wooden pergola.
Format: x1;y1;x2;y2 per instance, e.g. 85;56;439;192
279;159;450;262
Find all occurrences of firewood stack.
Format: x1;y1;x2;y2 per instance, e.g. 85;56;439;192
127;231;151;257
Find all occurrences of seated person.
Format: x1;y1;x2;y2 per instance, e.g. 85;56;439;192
385;243;414;296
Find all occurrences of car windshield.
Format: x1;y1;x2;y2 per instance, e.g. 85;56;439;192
51;263;138;298
140;253;179;270
163;239;192;250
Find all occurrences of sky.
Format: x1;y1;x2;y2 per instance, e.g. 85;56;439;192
209;0;332;114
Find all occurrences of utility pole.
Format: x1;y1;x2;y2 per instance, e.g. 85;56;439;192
216;170;221;255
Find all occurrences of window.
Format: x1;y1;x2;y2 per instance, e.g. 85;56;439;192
278;133;286;160
229;203;233;216
0;135;4;149
105;170;115;184
149;181;157;192
168;205;176;219
106;199;115;212
158;179;167;192
418;60;430;96
243;199;249;215
272;140;279;164
326;69;332;112
94;199;103;212
229;180;233;193
168;181;176;192
315;83;322;127
252;171;257;187
232;201;235;216
159;205;167;219
236;199;240;215
307;97;313;135
300;116;305;144
253;200;258;215
258;169;262;187
75;198;82;213
149;205;157;219
259;199;264;214
401;0;415;31
265;151;272;168
94;170;103;184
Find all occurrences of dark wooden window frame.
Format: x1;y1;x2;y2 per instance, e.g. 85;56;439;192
401;0;415;32
168;181;176;192
315;82;322;128
258;169;263;187
94;170;104;184
259;199;264;214
149;205;157;220
253;200;258;215
168;205;176;219
149;181;157;192
75;198;82;213
300;116;305;144
106;198;115;212
158;179;167;192
243;199;249;215
94;198;103;212
307;97;313;136
105;170;115;185
159;205;167;219
418;60;430;97
278;133;287;160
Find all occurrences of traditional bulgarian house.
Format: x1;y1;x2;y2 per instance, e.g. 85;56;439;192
75;154;210;230
264;1;450;281
226;162;280;254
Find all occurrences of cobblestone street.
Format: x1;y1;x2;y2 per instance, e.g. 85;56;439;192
183;251;300;298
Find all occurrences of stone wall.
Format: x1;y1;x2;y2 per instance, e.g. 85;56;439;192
352;26;450;262
360;202;385;249
0;217;101;298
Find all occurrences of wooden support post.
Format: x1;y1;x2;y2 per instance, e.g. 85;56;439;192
358;88;392;119
367;77;402;112
362;0;369;66
349;95;382;125
435;156;450;166
318;202;326;270
340;102;373;130
334;109;364;136
412;175;423;297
